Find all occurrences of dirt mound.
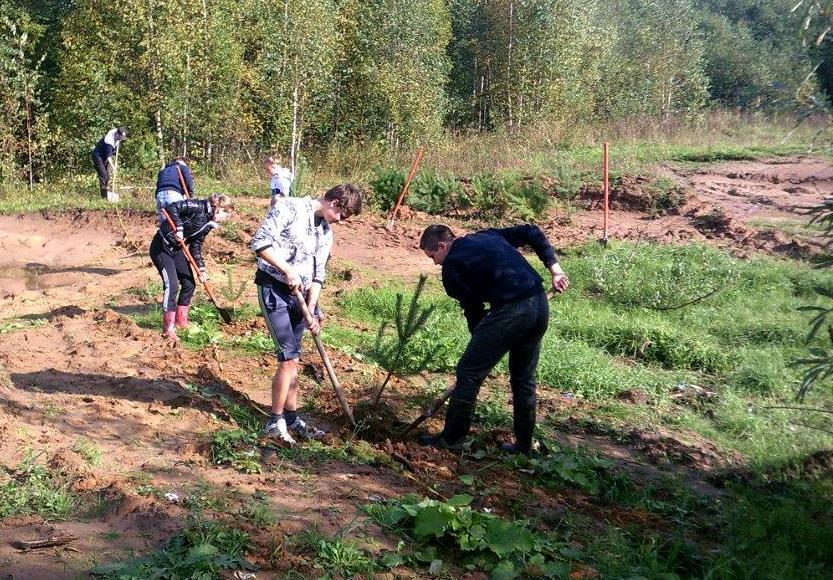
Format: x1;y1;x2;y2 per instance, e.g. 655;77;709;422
628;428;742;471
579;175;687;214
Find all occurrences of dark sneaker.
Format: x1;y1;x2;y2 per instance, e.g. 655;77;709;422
287;417;326;441
262;417;296;446
418;434;462;451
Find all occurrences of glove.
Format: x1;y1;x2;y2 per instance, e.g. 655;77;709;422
198;268;208;283
175;228;184;241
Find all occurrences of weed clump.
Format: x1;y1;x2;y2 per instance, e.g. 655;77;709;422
0;451;79;520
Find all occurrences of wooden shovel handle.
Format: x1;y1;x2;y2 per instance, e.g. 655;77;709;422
292;287;356;426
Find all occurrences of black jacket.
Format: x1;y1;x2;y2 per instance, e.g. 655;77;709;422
441;225;558;332
155;161;195;197
159;199;216;269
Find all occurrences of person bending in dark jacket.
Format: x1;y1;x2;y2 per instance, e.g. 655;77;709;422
155;157;195;225
418;224;569;454
91;127;127;198
150;194;234;340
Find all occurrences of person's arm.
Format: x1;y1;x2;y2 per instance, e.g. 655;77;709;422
189;231;208;273
493;224;558;268
166;199;187;240
305;233;332;334
250;205;301;287
495;224;569;293
443;265;485;333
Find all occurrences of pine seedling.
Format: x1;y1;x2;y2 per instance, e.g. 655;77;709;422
370;274;436;406
218;266;249;306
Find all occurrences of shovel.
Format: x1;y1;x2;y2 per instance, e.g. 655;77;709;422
395;385;455;441
292;287;356;427
160;208;232;324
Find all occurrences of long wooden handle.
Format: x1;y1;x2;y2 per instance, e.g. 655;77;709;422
160;208;222;307
176;165;192;198
292;287;356;426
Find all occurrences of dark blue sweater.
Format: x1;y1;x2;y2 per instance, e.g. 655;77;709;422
155;161;195;196
441;225;558;332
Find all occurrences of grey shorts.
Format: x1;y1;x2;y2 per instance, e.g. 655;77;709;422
257;284;305;361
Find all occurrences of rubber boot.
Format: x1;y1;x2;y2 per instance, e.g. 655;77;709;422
175;305;190;329
439;398;475;446
162;311;179;341
502;403;536;455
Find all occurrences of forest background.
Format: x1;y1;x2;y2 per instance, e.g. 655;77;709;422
1;0;831;185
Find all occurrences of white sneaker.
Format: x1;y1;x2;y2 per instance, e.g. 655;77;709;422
287;417;326;440
263;417;296;446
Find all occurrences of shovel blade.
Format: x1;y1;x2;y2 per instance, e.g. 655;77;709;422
217;306;233;324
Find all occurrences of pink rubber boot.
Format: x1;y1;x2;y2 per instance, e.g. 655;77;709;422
175;305;190;329
162;311;179;341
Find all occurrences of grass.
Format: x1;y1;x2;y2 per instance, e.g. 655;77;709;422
328;240;833;466
72;437;103;466
91;514;255;578
0;451;79;520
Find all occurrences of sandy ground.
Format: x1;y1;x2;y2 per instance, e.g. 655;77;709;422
0;156;828;577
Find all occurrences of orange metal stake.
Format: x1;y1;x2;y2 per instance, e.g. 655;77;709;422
602;142;609;245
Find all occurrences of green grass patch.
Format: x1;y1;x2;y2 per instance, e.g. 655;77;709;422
329;241;833;464
0;452;79;520
91;515;256;578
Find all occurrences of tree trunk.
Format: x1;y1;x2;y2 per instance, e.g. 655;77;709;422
25;95;33;191
507;0;514;130
155;109;164;166
290;82;299;174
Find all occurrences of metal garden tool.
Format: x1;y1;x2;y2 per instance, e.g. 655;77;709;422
160;208;232;324
292;287;356;427
396;384;455;441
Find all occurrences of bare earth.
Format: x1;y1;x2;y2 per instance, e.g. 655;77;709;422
0;156;828;578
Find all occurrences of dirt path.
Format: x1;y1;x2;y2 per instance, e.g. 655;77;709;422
0;156;827;577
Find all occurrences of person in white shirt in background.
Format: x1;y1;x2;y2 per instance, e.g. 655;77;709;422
264;156;295;207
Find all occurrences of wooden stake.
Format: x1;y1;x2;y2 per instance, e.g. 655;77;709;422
385;146;425;231
602;141;609;245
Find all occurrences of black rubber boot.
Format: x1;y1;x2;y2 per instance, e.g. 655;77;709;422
439;398;475;446
503;403;536;455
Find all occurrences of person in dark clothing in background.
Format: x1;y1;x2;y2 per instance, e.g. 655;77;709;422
91;127;127;198
150;193;234;341
418;224;570;455
155;157;195;225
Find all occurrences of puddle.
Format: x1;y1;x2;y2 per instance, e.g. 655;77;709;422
0;262;68;292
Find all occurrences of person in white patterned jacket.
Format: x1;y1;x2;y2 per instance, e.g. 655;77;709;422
250;184;363;445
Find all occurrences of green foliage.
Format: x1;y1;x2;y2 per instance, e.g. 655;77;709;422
72;437;103;466
295;530;379;578
367;494;573;578
209;429;262;474
370;274;437;404
515;445;626;497
91;515;256;579
0;451;79;520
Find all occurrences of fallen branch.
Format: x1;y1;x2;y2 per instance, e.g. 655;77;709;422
11;534;77;552
764;405;833;415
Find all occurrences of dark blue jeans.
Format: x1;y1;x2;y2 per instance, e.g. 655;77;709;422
441;291;549;446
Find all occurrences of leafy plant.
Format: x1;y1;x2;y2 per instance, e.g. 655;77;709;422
91;516;256;578
72;437;103;466
370;274;437;405
209;429;261;474
0;451;79;520
367;494;575;578
217;266;249;305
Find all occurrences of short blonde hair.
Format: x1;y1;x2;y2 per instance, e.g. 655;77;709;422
209;193;234;212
